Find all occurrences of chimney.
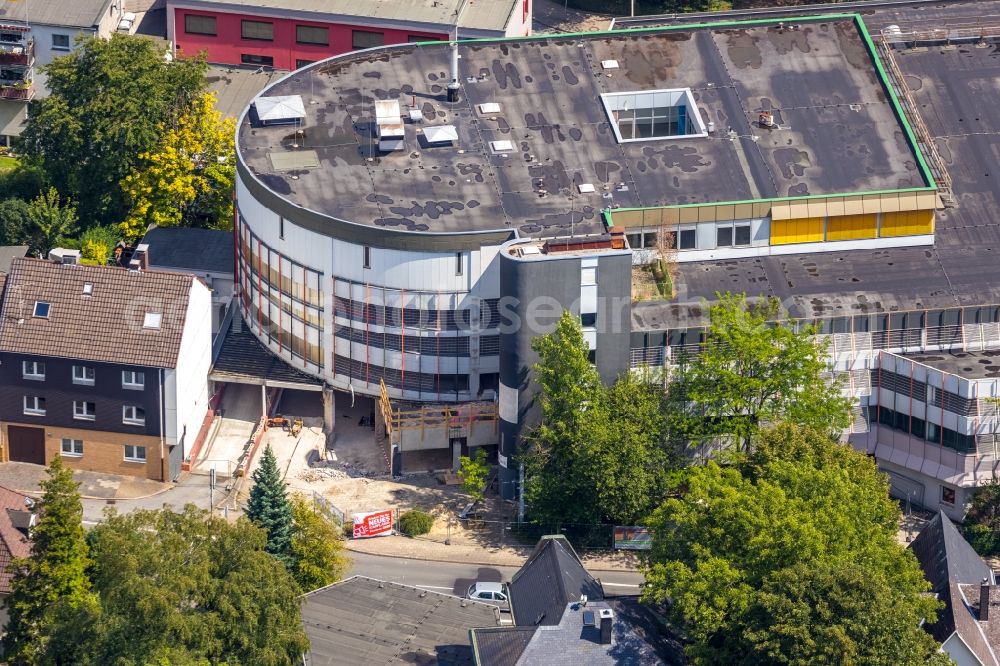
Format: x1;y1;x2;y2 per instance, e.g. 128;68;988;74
130;243;150;271
982;578;991;622
598;608;613;645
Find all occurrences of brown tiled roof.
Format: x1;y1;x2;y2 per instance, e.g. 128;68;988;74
0;257;195;368
0;485;31;594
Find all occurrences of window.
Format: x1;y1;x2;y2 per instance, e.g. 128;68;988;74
73;401;95;421
352;30;384;50
241;20;273;41
124;445;146;463
82;282;93;296
296;25;328;45
184;14;216;36
588;349;597;364
23;396;45;416
456;252;463;276
22;361;45;380
295;59;316;69
581;312;597;327
143;312;162;329
717;226;733;248
72;365;95;385
122;405;146;426
0;31;22;44
679;228;697;250
241;54;274;67
33;301;50;318
61;438;83;457
122;370;145;389
363;246;371;269
642;232;658;249
51;34;70;51
734;223;752;246
941;486;956;505
279;216;285;240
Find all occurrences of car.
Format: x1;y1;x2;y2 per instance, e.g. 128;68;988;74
467;581;508;605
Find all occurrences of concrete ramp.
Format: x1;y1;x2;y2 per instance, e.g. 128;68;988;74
193;383;262;477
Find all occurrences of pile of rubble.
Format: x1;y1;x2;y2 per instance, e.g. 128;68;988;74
296;460;379;482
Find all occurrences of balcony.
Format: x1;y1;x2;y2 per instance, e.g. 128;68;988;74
0;83;32;101
0;40;32;67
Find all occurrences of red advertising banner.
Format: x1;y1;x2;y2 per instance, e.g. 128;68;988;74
353;509;394;539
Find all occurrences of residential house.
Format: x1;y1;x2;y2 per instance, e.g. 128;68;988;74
470;536;679;665
167;0;531;71
910;510;1000;665
0;253;213;481
0;484;33;630
0;0;126;144
300;575;502;665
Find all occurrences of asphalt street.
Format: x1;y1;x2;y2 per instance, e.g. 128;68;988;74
347;550;645;598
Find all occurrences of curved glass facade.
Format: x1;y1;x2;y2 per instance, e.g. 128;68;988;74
237;214;324;368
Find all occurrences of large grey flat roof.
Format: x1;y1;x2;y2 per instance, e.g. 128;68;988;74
902;351;1000;379
237;16;922;238
636;12;1000;330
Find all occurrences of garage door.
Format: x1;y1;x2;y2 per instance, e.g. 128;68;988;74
7;426;45;465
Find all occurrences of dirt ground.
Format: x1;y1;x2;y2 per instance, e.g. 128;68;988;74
533;0;614;33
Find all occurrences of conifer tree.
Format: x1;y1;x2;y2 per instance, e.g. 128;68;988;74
245;444;294;565
2;456;90;662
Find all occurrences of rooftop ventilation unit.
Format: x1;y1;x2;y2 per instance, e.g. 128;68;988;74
253;95;306;127
600;59;619;70
375;99;405;152
422;124;458;145
478;102;501;114
599;608;614;645
490;140;514;153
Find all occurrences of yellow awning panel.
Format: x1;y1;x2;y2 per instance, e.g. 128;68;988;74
771;217;824;245
826;213;877;241
880;210;934;237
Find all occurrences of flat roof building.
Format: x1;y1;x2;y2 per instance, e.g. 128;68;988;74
231;8;1000;513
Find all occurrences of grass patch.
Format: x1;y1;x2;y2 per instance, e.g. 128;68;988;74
0;155;20;172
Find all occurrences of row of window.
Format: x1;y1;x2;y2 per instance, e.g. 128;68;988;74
184;14;437;50
21;361;145;389
870;405;977;453
333;294;502;331
334;326;501;357
874;369;974;416
627;223;753;251
23;397;145;426
61;438;146;463
334;354;470;394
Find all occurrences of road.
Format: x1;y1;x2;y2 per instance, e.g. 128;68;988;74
347;550;644;598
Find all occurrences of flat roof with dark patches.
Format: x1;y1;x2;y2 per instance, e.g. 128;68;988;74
902;350;1000;379
237;15;922;239
641;16;1000;330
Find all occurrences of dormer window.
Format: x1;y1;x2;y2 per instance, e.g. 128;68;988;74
32;301;50;318
143;312;162;329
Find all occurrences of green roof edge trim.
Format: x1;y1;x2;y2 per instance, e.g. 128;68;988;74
853;14;937;189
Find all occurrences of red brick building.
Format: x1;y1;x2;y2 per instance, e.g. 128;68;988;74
167;0;531;71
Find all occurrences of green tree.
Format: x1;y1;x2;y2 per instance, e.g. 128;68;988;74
17;34;207;226
2;457;91;663
523;311;603;525
668;293;851;452
963;480;1000;555
24;187;77;255
44;506;308;665
288;494;349;592
246;444;294;564
642;423;941;665
79;224;121;266
0;197;29;246
458;448;490;503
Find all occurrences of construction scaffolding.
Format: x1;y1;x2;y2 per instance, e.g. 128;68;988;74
377;379;499;453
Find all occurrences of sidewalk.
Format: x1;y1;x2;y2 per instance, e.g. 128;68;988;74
344;532;642;572
0;462;171;500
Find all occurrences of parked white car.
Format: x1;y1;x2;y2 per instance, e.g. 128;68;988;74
467;582;508;605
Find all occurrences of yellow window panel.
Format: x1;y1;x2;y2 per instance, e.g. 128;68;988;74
771;217;823;245
880;210;934;237
827;213;876;241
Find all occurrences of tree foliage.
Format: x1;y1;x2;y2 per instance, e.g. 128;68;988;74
667;293;852;452
642;423;942;665
288;494;349;592
524;311;678;526
246;444;294;565
458;448;490;503
17;34;208;226
2;457;90;663
121;92;236;238
962;480;1000;556
43;506;309;665
78;224;122;266
23;187;78;255
0;197;29;246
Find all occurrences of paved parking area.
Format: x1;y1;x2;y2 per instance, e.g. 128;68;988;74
0;461;168;500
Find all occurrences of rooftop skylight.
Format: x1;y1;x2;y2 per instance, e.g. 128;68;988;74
600;89;707;143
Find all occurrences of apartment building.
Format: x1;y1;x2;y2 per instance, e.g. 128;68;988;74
0;0;126;144
0;252;213;481
167;0;531;71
